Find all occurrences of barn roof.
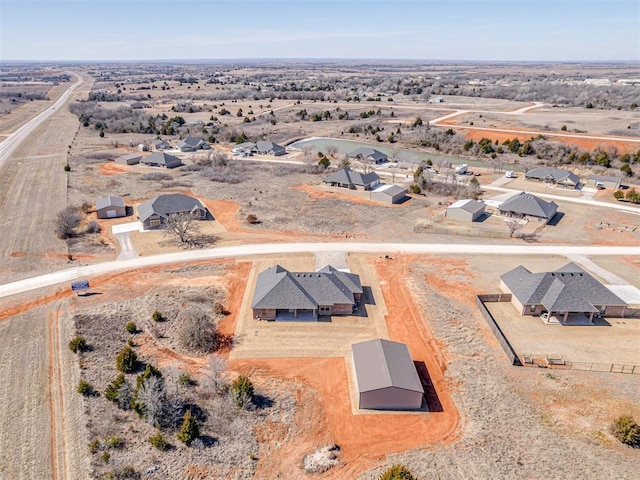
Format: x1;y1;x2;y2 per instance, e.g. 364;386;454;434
352;339;424;394
448;198;485;214
96;196;125;210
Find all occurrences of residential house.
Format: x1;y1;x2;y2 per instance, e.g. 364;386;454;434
251;265;363;321
255;140;286;156
96;196;126;219
151;139;171;151
498;191;558;223
369;184;407;204
323;168;381;191
177;136;209;152
137;193;208;230
352;339;425;410
500;262;628;323
140;152;182;168
348;147;388;164
446;199;485;221
525;167;580;188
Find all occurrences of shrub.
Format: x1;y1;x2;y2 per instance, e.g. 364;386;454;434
105;374;127;402
107;435;124;449
178;307;218;353
116;346;139;373
152;310;164;322
213;302;227;316
85;220;101;234
77;380;93;396
178;373;195;387
231;375;254;408
177;410;200;445
89;439;100;454
125;321;137;334
101;452;110;463
55;206;82;239
69;335;88;353
611;415;640;447
613;189;625;200
245;214;259;225
63;163;71;172
149;432;168;451
379;464;416;480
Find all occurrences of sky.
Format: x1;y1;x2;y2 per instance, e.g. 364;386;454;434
1;0;638;62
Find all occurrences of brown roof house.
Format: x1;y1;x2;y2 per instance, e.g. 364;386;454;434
96;196;126;219
500;262;628;324
251;265;363;321
352;339;425;410
323;168;381;191
137;193;208;230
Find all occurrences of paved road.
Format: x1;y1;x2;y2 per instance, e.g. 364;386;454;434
0;72;83;169
1;242;639;300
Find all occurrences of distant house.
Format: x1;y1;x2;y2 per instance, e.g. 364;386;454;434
500;263;628;323
498;191;558;223
151;139;171;151
587;174;622;190
323;168;381;191
177;136;209;152
115;153;142;165
255;140;286;156
232;142;256;155
446;199;485;221
352;339;425;410
251;265;363;321
140;152;182;168
348;147;388;164
369;184;407;204
525;167;580;188
137;193;208;230
96;196;126;219
130;102;150;109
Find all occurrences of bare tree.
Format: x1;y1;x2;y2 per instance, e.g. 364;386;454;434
178;307;218;353
136;376;167;427
325;144;339;158
336;155;352;169
164;213;202;245
206;354;228;394
505;218;524;237
302;146;315;165
55;206;82;239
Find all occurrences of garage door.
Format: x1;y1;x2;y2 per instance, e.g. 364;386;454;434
106;209;117;218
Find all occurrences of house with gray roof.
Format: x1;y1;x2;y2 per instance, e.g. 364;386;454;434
323;168;381;191
499;191;558;223
140;152;182;168
137;193;208;230
352;339;425;410
151;139;171;151
255;140;286;156
525;167;580;188
586;174;622;190
251;264;363;321
446;199;485;222
369;184;407;204
115;153;142;165
348;147;388;164
177;136;209;152
96;196;126;219
500;263;628;323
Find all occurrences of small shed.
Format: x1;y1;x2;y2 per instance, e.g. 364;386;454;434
96;196;126;219
352;339;425;410
370;184;407;204
115;153;142;165
587;174;622;190
446;199;485;222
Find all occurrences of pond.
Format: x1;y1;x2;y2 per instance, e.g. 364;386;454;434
289;137;525;172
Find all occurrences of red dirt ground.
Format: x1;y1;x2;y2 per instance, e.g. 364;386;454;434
459;127;639;154
98;163;130;176
228;256;462;479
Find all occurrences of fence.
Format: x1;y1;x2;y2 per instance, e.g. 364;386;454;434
415;225;512;238
521;355;640;374
475;294;521;366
